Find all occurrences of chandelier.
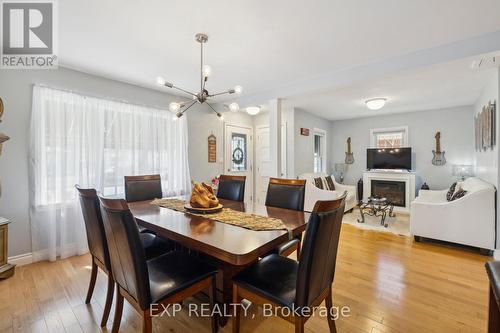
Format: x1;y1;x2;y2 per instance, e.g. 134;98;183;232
156;33;242;119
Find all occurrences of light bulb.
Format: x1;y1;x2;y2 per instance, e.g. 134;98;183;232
172;115;178;121
234;85;242;94
156;76;166;86
169;102;181;112
202;65;212;77
229;102;239;112
246;106;260;115
365;98;387;110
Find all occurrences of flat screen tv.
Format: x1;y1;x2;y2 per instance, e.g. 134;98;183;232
367;147;412;170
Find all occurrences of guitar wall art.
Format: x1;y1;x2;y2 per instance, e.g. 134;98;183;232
345;137;354;164
431;131;446;166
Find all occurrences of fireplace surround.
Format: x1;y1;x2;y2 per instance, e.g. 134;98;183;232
363;170;416;213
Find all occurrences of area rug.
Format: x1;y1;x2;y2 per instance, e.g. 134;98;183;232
342;208;410;236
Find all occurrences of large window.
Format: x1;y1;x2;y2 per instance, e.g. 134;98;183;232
370;126;408;148
313;129;327;173
29;85;191;262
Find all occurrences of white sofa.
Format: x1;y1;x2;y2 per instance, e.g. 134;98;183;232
298;172;358;212
410;177;496;250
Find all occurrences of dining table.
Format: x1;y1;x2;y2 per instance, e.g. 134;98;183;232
129;197;310;326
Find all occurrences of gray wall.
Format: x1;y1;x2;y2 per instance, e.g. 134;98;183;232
294;108;334;176
0;67;189;257
330;106;475;190
187;106;253;183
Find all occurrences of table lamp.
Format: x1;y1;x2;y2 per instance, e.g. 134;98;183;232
452;164;473;181
335;163;347;184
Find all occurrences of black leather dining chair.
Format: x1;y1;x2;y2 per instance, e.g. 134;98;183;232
124;174;163;202
265;178;306;257
76;186;173;327
98;196;219;333
217;175;246;202
232;194;347;333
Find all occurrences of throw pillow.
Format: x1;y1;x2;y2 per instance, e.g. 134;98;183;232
324;176;336;191
313;177;324;189
446;182;457;201
450;186;467;201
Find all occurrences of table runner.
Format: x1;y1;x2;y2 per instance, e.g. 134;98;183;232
150;198;288;231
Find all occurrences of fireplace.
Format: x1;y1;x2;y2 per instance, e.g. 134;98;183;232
371;180;406;207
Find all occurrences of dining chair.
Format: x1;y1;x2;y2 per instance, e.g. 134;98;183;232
98;196;219;333
217;175;246;202
265;178;306;257
232;194;347;333
124;174;163;202
76;186;173;327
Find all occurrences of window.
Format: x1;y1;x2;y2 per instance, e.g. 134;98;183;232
370;126;408;148
231;133;248;171
31;85;191;206
313;129;326;173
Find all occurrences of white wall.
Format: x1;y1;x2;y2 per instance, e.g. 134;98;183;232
0;67;186;257
294;108;334;177
330;106;475;190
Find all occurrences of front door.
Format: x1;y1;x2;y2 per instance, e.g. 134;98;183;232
224;124;253;203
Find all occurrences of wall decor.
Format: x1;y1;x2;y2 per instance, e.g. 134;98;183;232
208;134;216;163
431;131;446;166
345;137;354;164
300;128;309;136
475;101;496;150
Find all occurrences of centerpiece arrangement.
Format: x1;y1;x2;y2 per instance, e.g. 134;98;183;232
185;181;223;214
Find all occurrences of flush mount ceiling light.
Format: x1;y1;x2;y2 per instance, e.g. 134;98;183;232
365;98;387;110
156;33;242;119
246;106;261;115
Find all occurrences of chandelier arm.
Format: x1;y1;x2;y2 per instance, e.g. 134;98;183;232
200;41;203;93
206;102;221;116
171;85;198;97
179;100;198;115
208;90;232;97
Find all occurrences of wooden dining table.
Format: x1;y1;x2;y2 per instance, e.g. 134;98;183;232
129;197;310;326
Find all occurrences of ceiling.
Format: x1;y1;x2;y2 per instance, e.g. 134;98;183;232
283;57;496;120
59;0;500;116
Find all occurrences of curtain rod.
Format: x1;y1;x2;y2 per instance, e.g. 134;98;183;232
33;83;189;113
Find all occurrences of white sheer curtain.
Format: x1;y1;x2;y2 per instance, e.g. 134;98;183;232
29;85;191;262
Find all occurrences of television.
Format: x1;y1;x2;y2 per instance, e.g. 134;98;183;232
367;147;412;170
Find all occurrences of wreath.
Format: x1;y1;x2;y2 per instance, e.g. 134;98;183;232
232;147;244;164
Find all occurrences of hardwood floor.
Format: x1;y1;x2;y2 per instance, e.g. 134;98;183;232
0;224;491;333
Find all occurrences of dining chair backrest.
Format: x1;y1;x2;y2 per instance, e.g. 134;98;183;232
76;185;111;271
98;196;151;310
124;174;162;202
265;178;306;211
295;193;346;308
217;175;246;202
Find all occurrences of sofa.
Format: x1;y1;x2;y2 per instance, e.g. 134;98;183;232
410;177;496;250
298;172;358;212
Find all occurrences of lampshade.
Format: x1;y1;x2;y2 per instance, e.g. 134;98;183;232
335;163;347;173
452;164;473;179
246;106;260;115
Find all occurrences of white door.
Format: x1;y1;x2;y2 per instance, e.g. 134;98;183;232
224;124;253;203
255;124;287;204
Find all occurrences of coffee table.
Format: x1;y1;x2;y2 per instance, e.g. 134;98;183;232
357;197;395;227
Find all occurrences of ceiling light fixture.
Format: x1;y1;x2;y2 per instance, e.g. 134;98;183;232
365;98;387;110
156;33;242;118
246;106;261;115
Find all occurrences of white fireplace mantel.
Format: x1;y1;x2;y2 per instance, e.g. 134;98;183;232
362;170;416;213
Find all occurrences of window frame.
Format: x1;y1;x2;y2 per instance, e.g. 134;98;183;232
312;128;327;173
370;126;409;148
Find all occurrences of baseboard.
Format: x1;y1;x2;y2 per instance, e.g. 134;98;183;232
8;252;33;266
494;250;500;260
